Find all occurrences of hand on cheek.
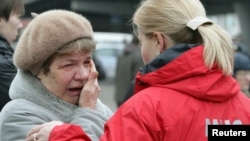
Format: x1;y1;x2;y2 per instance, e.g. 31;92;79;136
78;60;100;108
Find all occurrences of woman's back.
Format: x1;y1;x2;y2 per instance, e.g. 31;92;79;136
101;44;250;141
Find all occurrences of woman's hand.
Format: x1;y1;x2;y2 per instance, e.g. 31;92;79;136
78;60;100;108
26;121;63;141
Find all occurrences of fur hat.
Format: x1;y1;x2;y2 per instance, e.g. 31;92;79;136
14;9;93;75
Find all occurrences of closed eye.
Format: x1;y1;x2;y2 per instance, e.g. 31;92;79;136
65;63;74;67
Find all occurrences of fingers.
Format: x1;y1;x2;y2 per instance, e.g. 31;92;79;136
78;60;100;108
26;125;43;138
26;121;64;141
26;124;45;141
89;60;99;80
90;59;97;72
26;132;38;141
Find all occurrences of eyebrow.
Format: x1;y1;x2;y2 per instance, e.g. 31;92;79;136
64;56;92;61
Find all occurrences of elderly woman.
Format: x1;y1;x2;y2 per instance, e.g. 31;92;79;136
0;9;113;141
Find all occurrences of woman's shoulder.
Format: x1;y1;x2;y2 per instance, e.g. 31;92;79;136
0;99;55;118
1;99;39;114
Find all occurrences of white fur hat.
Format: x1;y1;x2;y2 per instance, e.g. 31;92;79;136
14;9;93;75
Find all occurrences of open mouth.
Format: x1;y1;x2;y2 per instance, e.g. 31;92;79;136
68;87;82;95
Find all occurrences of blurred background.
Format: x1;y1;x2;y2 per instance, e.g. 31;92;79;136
19;0;250;112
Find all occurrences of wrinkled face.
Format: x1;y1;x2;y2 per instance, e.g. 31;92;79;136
38;51;92;105
0;14;23;44
138;31;158;64
235;70;250;93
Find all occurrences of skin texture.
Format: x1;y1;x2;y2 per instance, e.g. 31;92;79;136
26;59;100;141
138;32;157;64
138;30;168;64
37;51;94;105
26;121;63;141
0;13;23;43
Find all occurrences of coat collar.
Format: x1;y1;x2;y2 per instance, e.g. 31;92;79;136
9;70;77;121
135;43;239;102
141;44;196;74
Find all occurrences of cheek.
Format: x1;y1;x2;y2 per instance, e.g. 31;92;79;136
141;48;149;64
46;74;72;99
47;71;71;89
54;72;74;85
141;44;156;64
10;16;21;25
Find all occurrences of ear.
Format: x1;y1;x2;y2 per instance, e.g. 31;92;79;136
36;69;45;80
36;71;42;79
152;32;167;53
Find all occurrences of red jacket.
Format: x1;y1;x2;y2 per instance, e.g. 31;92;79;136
50;44;250;141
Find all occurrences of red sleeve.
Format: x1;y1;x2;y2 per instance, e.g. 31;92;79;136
99;102;156;141
49;124;91;141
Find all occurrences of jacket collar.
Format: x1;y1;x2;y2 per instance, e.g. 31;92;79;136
0;35;9;45
135;43;239;102
9;70;77;121
141;43;197;74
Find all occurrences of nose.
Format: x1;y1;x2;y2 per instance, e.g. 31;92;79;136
74;66;89;80
18;20;23;29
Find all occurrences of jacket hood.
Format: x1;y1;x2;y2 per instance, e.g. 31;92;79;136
136;44;239;102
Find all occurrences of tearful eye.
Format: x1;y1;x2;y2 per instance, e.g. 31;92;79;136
65;64;73;67
60;63;75;70
84;60;91;65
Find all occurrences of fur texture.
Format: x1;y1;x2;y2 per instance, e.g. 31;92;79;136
14;9;93;75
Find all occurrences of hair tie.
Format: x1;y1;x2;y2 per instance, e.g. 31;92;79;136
186;17;212;30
